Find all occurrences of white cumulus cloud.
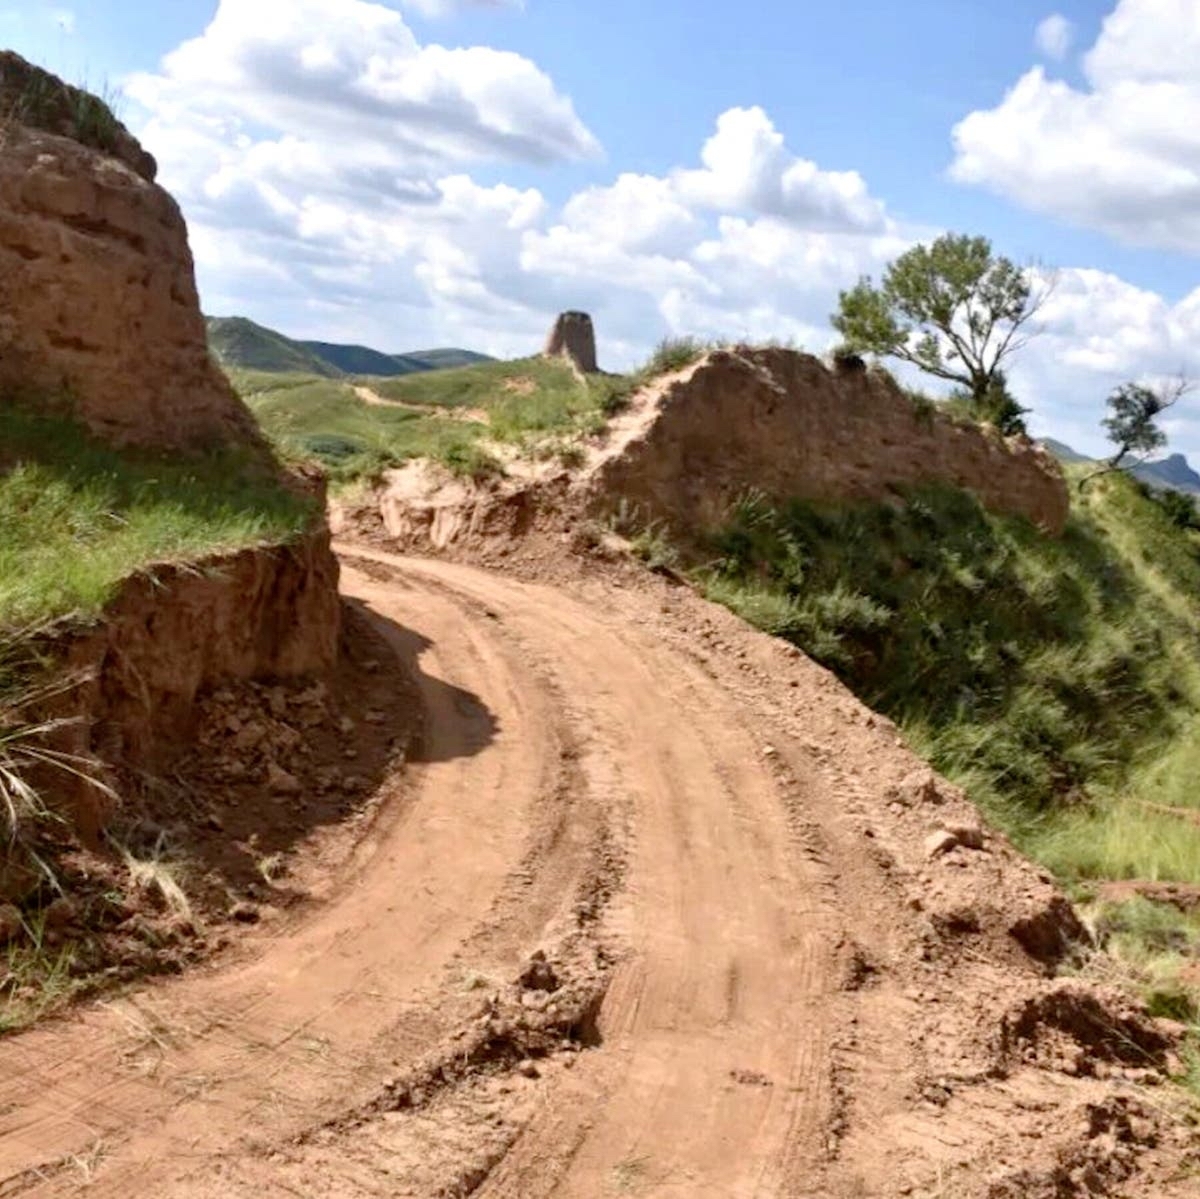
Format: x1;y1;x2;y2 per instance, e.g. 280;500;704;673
1034;13;1074;60
399;0;524;14
952;0;1200;254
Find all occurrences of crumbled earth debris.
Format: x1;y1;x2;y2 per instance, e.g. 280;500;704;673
0;604;418;1018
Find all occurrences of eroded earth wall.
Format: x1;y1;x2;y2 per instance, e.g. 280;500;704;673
0;52;255;448
593;347;1070;535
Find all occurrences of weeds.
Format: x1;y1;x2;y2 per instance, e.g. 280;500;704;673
0;630;116;854
699;474;1200;868
0;908;82;1033
120;836;192;920
640;336;710;377
1;61;123;155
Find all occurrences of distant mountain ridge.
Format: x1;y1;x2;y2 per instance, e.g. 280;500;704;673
1041;437;1200;495
205;316;492;378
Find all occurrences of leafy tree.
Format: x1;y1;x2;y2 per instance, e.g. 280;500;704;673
1081;377;1193;492
832;234;1051;423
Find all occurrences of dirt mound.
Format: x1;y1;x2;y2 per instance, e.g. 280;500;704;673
588;346;1070;535
996;980;1179;1077
0;56;255;448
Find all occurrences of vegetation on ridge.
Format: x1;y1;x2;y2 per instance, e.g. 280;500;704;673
0;399;313;629
833;234;1052;435
235;355;636;483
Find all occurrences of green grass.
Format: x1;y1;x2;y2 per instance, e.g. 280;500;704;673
0;401;313;629
235;357;638;483
1;65;123;156
697;471;1200;881
362;355;634;428
640;336;712;376
241;375;492;481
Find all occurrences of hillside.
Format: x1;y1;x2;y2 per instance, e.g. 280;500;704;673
230;354;633;482
205;315;491;379
8;311;1200;1195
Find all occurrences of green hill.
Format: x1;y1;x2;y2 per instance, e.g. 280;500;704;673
232;356;633;482
205;315;492;379
206;316;339;378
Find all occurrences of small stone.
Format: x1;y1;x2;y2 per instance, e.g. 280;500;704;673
517;1059;540;1080
267;762;301;795
44;897;76;929
339;716;355;734
944;824;986;850
925;830;960;859
518;951;559;993
763;745;778;758
204;811;225;832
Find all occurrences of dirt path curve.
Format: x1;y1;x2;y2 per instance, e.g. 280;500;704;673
353;384;489;425
0;547;1173;1197
0;550;846;1197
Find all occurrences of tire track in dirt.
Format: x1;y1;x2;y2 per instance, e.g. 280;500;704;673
0;550;846;1197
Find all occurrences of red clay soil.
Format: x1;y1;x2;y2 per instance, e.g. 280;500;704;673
0;546;1195;1197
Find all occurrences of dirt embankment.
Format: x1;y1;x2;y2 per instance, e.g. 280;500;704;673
589;347;1070;537
0;52;255;448
0;61;344;900
48;524;341;833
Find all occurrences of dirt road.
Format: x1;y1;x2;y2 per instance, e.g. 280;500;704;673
0;549;1185;1197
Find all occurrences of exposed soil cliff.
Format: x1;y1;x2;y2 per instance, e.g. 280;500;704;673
591;347;1070;536
0;53;255;448
0;61;342;876
49;524;339;835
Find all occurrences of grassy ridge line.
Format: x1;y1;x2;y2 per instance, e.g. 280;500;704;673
0;403;313;630
236;357;636;482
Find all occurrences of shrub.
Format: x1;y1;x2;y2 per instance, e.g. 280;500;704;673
641;337;709;377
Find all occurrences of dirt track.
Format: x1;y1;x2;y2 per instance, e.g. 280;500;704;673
0;549;1189;1197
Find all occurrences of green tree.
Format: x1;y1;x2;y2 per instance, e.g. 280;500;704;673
832;234;1050;424
1081;377;1192;491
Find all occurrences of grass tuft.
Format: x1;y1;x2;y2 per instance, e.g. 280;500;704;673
640;337;711;377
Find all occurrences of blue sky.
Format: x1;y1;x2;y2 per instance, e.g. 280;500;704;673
4;0;1199;457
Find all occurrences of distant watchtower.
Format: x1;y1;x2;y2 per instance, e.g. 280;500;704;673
543;311;598;374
